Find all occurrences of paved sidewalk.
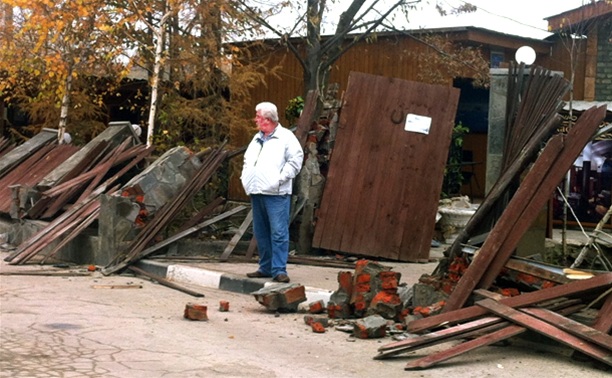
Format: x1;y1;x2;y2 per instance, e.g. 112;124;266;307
134;244;447;307
132;227;598;305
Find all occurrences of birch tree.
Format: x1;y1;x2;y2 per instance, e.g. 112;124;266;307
116;0;273;150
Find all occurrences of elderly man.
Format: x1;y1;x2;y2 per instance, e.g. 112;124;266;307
241;102;304;283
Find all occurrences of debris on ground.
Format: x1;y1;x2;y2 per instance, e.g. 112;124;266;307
184;303;208;321
251;283;307;312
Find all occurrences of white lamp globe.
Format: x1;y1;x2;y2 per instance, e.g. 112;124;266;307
515;46;536;65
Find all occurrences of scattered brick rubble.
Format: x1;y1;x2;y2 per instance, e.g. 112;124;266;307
247;259;422;338
295;260;430;339
327;260;410;324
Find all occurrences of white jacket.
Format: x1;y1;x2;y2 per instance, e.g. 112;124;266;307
241;125;304;196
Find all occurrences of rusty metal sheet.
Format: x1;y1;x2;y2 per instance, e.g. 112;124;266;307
0;129;57;179
0;145;78;214
312;72;459;261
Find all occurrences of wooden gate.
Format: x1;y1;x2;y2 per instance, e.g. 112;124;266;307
312;72;460;261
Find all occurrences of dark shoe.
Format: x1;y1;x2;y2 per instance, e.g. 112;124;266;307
246;271;271;278
273;274;290;283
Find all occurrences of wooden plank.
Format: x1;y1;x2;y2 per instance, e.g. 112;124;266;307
38;141;110;219
103;147;228;273
219;210;253;261
128;265;204;297
446;114;563;260
0;129;57;178
0;144;77;214
6;193;104;264
102;205;247;275
40;204;102;264
404;325;526;370
91;284;143;289
444;105;607;312
592;292;612;334
477;106;608;289
138;206;247;260
376;316;505;359
503;258;571;284
473;289;505;301
385;299;587;362
294;90;319;147
377;321;510;360
327;75;380;253
41;145;148;197
174;196;225;234
521;307;612;351
407;273;612;333
442;134;565;311
245;237;258;259
312;72;459;261
477;299;612;366
76;138;133;202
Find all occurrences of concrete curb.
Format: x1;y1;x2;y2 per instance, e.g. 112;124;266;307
136;259;333;306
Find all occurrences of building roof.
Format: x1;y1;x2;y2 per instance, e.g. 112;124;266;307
546;1;612;32
240;25;551;53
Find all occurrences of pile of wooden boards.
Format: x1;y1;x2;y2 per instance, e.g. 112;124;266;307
376;273;611;369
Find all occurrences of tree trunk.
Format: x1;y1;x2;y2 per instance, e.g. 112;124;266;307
147;24;165;147
58;71;73;144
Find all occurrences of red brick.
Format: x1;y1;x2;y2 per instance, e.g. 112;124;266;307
308;300;325;314
379;271;400;290
354;259;370;275
355;273;372;284
337;271;354;295
184;303;208;321
252;283;307;312
219;300;230;312
311;322;326;333
280;285;306;305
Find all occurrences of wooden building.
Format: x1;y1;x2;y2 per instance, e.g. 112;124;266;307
545;1;612;102
544;2;612;227
234;27;552;200
234;2;611;201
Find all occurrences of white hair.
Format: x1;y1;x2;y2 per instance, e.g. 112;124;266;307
255;102;279;123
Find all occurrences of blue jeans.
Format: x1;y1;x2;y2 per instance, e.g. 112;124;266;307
250;194;290;277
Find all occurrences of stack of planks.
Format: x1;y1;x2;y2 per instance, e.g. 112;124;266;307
4;141;154;265
376;273;612;369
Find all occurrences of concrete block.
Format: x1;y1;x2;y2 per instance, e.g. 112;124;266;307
326;301;352;319
367;290;402;320
353;315;388;339
412;282;448;307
